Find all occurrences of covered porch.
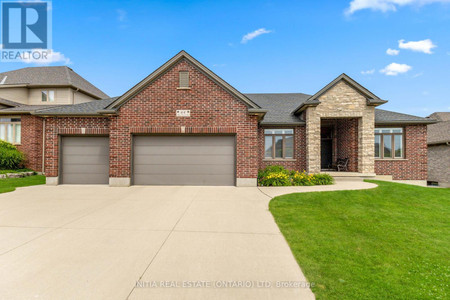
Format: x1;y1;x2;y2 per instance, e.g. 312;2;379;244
320;118;359;172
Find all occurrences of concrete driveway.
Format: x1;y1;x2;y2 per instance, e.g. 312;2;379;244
0;185;316;300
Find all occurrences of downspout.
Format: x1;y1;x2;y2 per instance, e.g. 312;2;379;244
42;118;45;174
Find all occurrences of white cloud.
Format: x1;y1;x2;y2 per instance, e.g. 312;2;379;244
361;69;375;75
241;28;273;44
380;63;412;75
446;51;450;55
413;72;423;78
212;63;226;67
345;0;450;15
20;49;72;65
386;48;399;55
116;9;127;22
398;39;436;54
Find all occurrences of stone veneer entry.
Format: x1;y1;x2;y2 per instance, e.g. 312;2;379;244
305;81;375;174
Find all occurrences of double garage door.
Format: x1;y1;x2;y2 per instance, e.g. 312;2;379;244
60;136;235;186
133;136;235;186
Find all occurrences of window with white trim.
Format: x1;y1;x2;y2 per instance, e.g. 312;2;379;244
0;117;21;144
375;128;403;159
264;129;294;159
42;90;55;102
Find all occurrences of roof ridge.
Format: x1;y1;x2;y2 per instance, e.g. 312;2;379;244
64;66;72;85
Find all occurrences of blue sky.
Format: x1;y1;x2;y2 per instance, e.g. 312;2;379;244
1;0;450;116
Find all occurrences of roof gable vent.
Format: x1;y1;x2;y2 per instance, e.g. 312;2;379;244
179;71;189;88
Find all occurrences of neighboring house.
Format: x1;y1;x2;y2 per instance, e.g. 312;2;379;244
0;66;108;168
0;51;435;186
427;112;450;187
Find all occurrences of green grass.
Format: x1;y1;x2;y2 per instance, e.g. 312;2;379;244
0;175;45;194
269;180;450;300
0;168;33;174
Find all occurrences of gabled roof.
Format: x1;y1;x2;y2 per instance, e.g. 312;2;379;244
293;73;387;114
0;66;109;99
105;50;261;111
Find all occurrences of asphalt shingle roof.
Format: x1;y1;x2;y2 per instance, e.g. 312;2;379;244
245;93;310;124
428;121;450;145
247;94;433;125
428;112;450;122
427;112;450;145
0;98;23;107
33;97;118;115
374;109;433;124
0;66;109;99
0;105;60;113
0;90;435;126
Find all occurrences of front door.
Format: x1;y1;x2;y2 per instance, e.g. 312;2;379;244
321;126;333;169
321;140;332;169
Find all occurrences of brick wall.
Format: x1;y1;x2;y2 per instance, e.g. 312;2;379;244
336;118;358;172
16;115;43;172
428;144;450;186
109;58;259;179
258;126;307;171
375;125;427;180
44;117;110;177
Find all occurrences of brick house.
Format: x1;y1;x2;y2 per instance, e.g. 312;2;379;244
0;51;435;186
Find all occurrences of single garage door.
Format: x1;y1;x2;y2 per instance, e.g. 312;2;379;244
133;136;235;186
61;136;109;184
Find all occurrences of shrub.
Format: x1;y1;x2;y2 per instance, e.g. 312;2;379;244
291;171;315;186
258;165;291;186
311;173;334;185
261;171;291;186
258;165;334;187
0;140;25;170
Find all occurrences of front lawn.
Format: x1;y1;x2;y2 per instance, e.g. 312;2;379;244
269;180;450;299
0;175;46;194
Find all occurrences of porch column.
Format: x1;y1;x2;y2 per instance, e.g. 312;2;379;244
305;107;321;173
358;108;375;173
